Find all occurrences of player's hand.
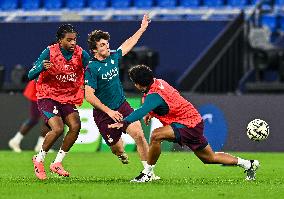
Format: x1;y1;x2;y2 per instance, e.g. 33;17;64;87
143;114;152;126
140;14;151;32
108;122;123;129
106;110;123;122
42;60;53;70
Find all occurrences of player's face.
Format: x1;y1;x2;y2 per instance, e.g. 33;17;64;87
134;83;147;93
94;39;110;58
59;33;77;52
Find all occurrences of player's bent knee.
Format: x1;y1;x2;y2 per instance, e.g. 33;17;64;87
69;122;81;133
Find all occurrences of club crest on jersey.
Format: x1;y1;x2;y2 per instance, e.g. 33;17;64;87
111;59;114;64
101;67;118;81
107;135;113;143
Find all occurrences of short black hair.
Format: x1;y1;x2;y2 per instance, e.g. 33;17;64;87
128;65;154;87
56;24;78;41
87;30;110;51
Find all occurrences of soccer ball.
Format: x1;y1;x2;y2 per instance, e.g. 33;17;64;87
246;119;269;141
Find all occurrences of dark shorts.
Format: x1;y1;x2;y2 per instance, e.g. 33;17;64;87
93;101;133;146
171;121;208;151
30;100;41;121
37;98;78;124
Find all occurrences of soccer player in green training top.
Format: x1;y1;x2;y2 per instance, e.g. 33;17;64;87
85;14;159;180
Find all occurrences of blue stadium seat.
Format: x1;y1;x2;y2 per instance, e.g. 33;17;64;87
261;14;278;32
159;15;184;20
88;0;108;9
110;0;131;9
180;0;200;7
227;0;248;7
156;0;177;8
133;0;153;8
275;0;284;6
185;14;203;20
112;15;136;20
0;0;18;10
21;0;40;10
203;0;224;7
66;0;85;10
43;0;63;10
279;15;284;31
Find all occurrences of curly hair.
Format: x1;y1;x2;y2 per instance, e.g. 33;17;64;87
128;65;154;87
56;24;78;41
87;30;110;51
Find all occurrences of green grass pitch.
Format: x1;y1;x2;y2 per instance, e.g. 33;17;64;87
0;151;283;199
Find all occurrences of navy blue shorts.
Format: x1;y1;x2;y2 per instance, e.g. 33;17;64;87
171;121;208;151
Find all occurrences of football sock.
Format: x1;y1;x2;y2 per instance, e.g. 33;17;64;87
36;148;47;162
54;149;67;163
13;132;24;143
237;157;251;170
35;136;45;148
142;163;155;174
141;161;147;169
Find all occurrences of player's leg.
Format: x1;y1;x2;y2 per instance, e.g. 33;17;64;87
34;122;50;152
110;138;129;164
32;116;64;180
119;101;149;168
126;121;148;162
194;145;259;180
9;101;40;152
93;108;127;164
131;125;175;182
50;108;81;177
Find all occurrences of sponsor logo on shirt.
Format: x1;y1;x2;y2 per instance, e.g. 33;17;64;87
56;72;77;82
101;67;118;81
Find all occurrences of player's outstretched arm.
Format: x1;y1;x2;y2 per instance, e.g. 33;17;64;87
85;85;123;122
119;14;150;56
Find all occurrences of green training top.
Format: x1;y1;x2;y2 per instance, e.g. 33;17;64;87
84;49;125;110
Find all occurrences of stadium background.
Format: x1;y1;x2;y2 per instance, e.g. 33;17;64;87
1;1;284;199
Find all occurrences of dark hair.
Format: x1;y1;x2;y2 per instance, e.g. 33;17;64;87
56;24;78;41
128;65;154;87
87;30;110;51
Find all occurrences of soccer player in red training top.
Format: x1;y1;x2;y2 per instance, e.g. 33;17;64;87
28;24;90;180
109;65;260;182
8;80;50;153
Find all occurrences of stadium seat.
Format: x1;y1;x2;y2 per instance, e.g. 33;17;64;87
261;14;279;32
110;0;131;9
227;0;248;7
65;0;85;10
179;0;200;8
112;15;136;20
156;0;177;8
88;0;108;9
133;0;153;9
0;0;18;10
203;0;224;7
43;0;63;10
21;0;40;10
159;15;184;20
275;0;284;6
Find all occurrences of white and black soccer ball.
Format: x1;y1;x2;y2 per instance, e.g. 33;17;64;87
246;119;269;141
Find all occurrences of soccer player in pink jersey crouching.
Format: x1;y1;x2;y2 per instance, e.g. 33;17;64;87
109;65;260;182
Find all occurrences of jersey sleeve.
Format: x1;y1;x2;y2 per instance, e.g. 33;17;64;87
28;48;50;80
82;50;91;68
115;48;123;60
124;93;164;123
84;62;98;90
